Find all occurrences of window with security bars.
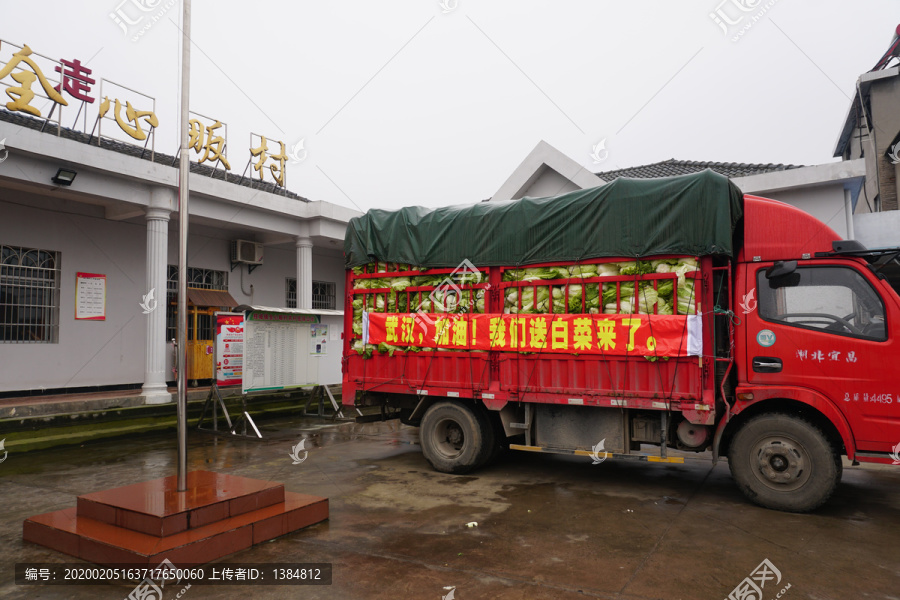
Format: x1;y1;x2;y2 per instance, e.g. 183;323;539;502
1;245;61;343
286;278;296;308
166;266;229;341
285;279;335;310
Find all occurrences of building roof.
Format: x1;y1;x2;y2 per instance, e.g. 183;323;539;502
0;109;310;202
595;158;803;182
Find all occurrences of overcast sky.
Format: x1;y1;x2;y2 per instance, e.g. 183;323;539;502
4;0;899;212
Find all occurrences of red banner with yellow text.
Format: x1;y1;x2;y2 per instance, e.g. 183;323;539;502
365;313;702;356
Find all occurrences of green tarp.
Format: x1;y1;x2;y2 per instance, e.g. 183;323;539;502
344;169;744;268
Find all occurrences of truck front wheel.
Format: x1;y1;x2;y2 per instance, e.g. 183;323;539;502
728;413;841;512
420;402;494;474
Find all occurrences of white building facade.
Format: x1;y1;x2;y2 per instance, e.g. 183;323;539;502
0;111;358;400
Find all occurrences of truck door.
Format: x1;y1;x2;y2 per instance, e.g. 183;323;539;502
744;262;898;451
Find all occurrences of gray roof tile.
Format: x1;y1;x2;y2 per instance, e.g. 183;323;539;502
596;158;803;182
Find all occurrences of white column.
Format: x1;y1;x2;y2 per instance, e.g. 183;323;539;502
142;193;174;404
296;236;314;309
844;188;855;240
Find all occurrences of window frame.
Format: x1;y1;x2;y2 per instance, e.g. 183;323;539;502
285;278;336;310
756;265;888;342
0;245;61;344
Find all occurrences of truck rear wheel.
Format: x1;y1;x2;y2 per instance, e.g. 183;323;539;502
420;402;494;474
729;413;841;512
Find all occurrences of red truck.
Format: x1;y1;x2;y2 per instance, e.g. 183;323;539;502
341;171;900;512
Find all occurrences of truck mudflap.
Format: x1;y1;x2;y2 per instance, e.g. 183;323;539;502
509;443;685;464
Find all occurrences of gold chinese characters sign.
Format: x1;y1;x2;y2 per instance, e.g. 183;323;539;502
1;39;289;188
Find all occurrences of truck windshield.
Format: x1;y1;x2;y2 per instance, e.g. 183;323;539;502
757;266;887;341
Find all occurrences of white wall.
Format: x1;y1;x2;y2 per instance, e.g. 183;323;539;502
519;167;581;199
854;212;900;249
757;185;849;239
1;199;347;393
0;199;147;392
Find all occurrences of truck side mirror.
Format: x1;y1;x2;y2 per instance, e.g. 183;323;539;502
765;260;797;280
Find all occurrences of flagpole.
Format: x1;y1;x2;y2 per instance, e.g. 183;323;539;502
176;0;192;492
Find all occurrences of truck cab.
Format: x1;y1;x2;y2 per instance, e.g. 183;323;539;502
720;196;900;510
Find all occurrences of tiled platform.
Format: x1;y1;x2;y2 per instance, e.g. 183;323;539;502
23;471;328;566
76;471;285;536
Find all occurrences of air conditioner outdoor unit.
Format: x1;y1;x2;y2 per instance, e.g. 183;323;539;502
231;240;264;265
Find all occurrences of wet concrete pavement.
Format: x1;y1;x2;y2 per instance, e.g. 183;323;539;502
2;416;898;600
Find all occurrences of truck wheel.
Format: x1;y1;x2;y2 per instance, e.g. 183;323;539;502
420;402;494;474
728;413;841;512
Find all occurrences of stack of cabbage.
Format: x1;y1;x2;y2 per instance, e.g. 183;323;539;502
502;259;697;316
349;258;697;356
350;262;486;356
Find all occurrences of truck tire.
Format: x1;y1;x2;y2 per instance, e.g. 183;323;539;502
420;402;494;474
728;413;841;513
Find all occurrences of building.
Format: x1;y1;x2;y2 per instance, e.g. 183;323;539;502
0;110;359;401
833;28;900;248
491;140;864;241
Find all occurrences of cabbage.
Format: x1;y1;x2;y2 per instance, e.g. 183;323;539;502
377;342;401;356
551;286;567;314
457;270;484;285
357;278;387;289
602;282;633;306
596;263;620;277
351;340;375;358
391;277;412;291
604;300;633;314
618;261;653;276
521;267;559;281
675;279;696;314
566;284;584;312
635;286;659;314
656;279;674;299
503;269;523;282
651;259;678;271
568;264;598;278
376;262;387;272
413;275;443;287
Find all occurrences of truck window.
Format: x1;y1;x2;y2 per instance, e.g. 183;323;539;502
757;266;887;341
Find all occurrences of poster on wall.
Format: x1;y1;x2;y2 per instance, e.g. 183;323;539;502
215;312;244;387
75;272;106;320
310;324;328;355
